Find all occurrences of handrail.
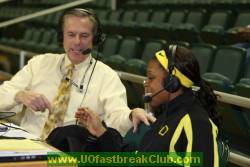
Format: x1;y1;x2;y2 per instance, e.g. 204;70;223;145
117;71;250;109
0;46;250;166
0;44;35;58
0;0;12;4
229;151;250;167
0;0;93;28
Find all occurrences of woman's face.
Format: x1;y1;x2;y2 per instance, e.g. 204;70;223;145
145;59;170;107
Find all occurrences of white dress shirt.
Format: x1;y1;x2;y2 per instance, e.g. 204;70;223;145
0;53;132;136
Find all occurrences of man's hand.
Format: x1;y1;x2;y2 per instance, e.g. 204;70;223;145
75;107;106;137
130;108;156;133
15;90;51;112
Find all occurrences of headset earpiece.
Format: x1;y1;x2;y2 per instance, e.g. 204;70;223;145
164;45;181;93
58;8;104;46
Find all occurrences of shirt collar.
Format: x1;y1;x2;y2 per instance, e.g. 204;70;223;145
63;54;93;71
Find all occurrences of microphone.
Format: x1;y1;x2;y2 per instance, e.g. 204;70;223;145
143;88;166;103
81;48;92;55
65;77;83;92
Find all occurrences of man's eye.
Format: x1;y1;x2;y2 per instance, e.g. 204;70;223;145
81;34;88;38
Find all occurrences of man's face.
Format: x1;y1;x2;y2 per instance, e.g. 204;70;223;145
63;15;94;64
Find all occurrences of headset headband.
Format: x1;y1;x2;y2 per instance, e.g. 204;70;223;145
155;50;193;88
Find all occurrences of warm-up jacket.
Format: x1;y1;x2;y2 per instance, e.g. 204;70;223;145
98;90;219;167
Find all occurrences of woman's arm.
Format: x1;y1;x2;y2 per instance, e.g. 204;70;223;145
75;107;135;152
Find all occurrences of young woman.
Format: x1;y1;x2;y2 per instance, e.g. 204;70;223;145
76;45;221;167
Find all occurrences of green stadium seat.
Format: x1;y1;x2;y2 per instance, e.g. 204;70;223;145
235;78;250;98
1;28;35;48
102;55;125;71
156;9;187;41
175;9;207;43
134;10;168;39
122;10;151;36
125;59;147;76
21;29;45;51
140;10;168;29
109;10;136;35
114;36;141;59
102;10;123;26
191;43;216;74
141;39;167;63
96;10;109;24
201;10;233;45
202;46;246;92
100;34;123;58
219;101;250;155
124;59;147;107
46;32;60;53
33;29;57;53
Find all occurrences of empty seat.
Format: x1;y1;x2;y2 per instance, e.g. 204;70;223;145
123;58;147;108
114;36;141;59
201;10;233;45
109;10;137;35
102;10;123;26
175;9;207;43
219;102;250;155
155;9;187;40
46;32;60;53
32;29;57;53
235;59;250;98
122;10;151;36
21;28;45;51
96;9;109;24
100;34;122;57
203;46;246;92
191;43;216;74
136;10;168;39
141;39;167;63
102;55;125;71
125;58;147;76
1;28;35;48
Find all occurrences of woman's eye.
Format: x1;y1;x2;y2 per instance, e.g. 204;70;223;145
148;77;155;80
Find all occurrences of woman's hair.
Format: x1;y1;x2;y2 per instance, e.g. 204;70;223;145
174;46;221;128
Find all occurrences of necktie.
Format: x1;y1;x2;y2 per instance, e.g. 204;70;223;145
41;64;74;140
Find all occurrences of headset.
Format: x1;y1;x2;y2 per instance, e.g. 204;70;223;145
144;45;194;103
58;8;105;46
155;45;194;93
164;45;181;93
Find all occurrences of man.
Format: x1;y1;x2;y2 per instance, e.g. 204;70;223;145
0;8;154;138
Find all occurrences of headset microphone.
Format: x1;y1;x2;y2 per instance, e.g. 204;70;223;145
81;48;92;55
65;77;84;92
143;88;166;103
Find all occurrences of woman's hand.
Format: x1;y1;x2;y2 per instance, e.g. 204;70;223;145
130;108;156;133
75;107;106;137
